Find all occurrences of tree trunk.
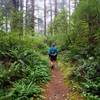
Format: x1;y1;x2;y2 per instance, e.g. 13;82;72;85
49;0;53;35
66;0;72;44
25;0;28;26
10;0;20;31
74;0;77;9
19;0;23;35
5;0;8;32
44;0;46;35
31;0;35;32
5;13;8;32
54;0;57;16
68;0;70;33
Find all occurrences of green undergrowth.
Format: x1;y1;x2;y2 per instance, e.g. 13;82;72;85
0;32;51;100
59;62;84;100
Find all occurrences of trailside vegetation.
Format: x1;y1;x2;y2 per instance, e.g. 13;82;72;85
0;0;100;100
0;32;51;100
48;0;100;99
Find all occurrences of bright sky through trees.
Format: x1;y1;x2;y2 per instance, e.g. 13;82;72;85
23;0;74;32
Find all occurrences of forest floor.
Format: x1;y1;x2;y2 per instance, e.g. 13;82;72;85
43;63;84;100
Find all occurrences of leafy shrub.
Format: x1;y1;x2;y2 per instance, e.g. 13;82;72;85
57;0;100;99
0;32;51;100
71;57;100;99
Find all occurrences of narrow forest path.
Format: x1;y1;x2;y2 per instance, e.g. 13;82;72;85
43;67;70;100
43;62;84;100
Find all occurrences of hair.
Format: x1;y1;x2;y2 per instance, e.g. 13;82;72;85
51;43;56;47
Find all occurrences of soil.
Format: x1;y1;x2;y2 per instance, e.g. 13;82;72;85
44;67;70;100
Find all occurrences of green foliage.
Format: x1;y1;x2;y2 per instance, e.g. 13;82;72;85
0;8;4;29
47;34;68;52
67;0;100;99
71;57;100;99
10;8;23;32
51;0;100;99
0;32;50;100
0;81;42;100
48;9;68;35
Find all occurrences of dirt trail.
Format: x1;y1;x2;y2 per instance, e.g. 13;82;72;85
44;67;70;100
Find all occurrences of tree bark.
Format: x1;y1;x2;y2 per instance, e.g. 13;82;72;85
31;0;35;32
49;0;53;35
54;0;57;16
68;0;70;32
74;0;77;9
10;0;19;31
44;0;46;35
25;0;28;26
5;0;8;32
19;0;23;35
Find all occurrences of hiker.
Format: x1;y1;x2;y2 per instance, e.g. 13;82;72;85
48;43;58;69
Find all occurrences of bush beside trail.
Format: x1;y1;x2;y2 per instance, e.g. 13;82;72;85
0;32;51;100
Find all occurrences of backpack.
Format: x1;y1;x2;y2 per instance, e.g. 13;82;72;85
50;47;57;56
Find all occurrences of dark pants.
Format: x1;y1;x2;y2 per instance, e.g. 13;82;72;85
49;54;57;61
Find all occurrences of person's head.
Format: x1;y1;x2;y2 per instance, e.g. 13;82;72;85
51;43;56;47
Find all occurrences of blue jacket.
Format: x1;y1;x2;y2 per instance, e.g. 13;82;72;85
48;47;58;55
